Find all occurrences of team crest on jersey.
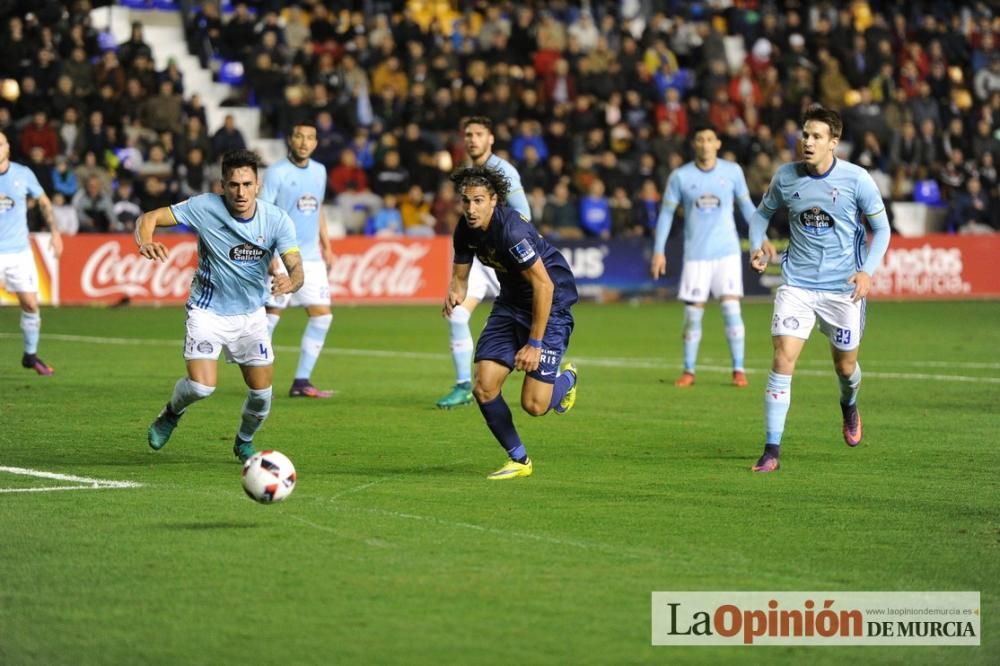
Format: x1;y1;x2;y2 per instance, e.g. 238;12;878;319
229;242;266;262
0;194;14;212
695;193;721;209
509;238;536;263
800;207;834;235
296;194;319;213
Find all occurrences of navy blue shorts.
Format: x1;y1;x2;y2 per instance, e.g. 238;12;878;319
474;302;574;384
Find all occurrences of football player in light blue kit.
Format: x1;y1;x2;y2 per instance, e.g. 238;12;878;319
437;116;532;409
262;122;335;398
748;105;891;473
651;125;768;388
0;130;63;375
138;149;303;462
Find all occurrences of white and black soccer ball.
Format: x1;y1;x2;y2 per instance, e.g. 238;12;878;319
241;450;296;503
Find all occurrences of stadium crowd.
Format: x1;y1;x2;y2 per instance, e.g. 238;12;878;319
2;0;998;238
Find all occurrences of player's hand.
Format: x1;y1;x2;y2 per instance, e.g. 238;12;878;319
514;345;542;372
847;271;872;302
750;241;778;274
49;231;63;259
442;290;464;317
650;253;667;278
138;241;169;262
271;273;294;295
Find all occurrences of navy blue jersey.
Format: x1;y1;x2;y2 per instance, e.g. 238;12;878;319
454;205;577;316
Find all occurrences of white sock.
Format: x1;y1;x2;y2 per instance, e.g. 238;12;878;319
21;311;40;354
295;314;332;380
448;305;473;384
168;378;215;414
721;300;746;372
238;387;272;442
838;364;862;405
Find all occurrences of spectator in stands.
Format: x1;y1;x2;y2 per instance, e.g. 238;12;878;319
117;21;152;70
141;80;184;136
372;149;409;197
112;179;142;232
176;147;211;199
50;192;79;235
579;178;611;239
51;156;78;199
94;50;126;98
72;175;115;233
19;111;59;162
210;114;247;161
138;175;173;212
399;185;435;237
328;148;368;196
949;177;993;234
26;147;54;195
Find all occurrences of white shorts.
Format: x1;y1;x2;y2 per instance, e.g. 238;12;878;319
677;254;744;303
266;259;331;309
184;307;274;366
771;285;865;350
467;257;500;302
0;248;39;293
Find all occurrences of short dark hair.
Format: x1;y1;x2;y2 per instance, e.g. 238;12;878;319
690;124;720;140
450;165;510;203
221;149;261;179
462;116;493;133
287;120;317;135
802;104;843;139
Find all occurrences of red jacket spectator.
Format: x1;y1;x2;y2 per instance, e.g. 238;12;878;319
329;149;369;194
20;112;60;161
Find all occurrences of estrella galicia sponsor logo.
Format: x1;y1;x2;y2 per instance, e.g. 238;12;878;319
509;238;536;263
296;194;319;214
782;316;800;330
229;242;266;262
800;207;834;235
196;340;214;354
0;194;14;212
695;193;721;209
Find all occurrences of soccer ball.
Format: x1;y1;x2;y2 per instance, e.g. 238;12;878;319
241;450;296;503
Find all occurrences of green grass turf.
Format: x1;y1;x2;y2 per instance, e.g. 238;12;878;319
0;301;997;665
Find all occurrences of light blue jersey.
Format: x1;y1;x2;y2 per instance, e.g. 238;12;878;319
170;193;299;315
749;159;891;293
485;153;531;220
260;158;327;262
0;163;44;255
654;159;757;261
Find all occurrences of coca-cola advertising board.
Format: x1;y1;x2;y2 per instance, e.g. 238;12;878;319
59;234;198;305
327;236;451;303
53;234;452;305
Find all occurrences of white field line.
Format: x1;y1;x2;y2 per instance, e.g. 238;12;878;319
1;332;998;384
0;465;142;493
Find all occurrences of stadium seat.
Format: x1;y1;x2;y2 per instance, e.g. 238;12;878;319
913;180;944;207
218;61;244;86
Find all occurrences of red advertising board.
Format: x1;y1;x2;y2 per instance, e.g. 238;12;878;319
327;236;451;303
54;233;452;305
870;234;1000;299
59;234;198;305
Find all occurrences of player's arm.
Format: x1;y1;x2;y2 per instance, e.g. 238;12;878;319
749;174;784;273
506;181;532;221
850;173;892;301
651;173;680;278
735;168;777;272
273;249;304;295
136;206;178;262
34;193;63;258
443;261;471;317
515;260;554;373
318;205;334;266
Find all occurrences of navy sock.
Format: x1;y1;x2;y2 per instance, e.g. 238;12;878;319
477;392;527;461
547;371;575;411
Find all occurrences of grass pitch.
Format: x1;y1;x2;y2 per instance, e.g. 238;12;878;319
1;300;997;665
